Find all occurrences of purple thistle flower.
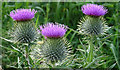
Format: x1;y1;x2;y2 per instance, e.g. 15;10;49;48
10;9;37;21
39;22;68;38
81;4;107;17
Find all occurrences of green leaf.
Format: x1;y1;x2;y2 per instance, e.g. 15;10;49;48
0;45;19;53
35;15;39;28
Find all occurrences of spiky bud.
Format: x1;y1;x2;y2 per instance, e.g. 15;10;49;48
78;16;110;36
78;4;110;36
41;38;69;63
39;22;70;63
11;21;37;43
10;9;37;43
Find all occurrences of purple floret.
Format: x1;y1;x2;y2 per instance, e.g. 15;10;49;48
81;4;107;17
10;9;37;21
39;22;68;38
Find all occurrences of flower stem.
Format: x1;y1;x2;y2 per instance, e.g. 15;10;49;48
87;36;94;62
25;43;31;68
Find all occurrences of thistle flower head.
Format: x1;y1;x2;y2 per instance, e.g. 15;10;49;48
39;22;67;38
10;9;37;21
81;4;107;17
77;16;110;36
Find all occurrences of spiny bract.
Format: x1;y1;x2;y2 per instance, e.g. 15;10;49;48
11;21;37;43
40;37;71;63
77;16;110;36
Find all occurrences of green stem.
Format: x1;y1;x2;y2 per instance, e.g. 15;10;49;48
67;27;80;34
25;43;31;68
52;62;56;68
44;3;50;24
87;36;94;62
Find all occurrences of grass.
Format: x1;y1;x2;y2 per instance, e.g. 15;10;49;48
1;2;120;69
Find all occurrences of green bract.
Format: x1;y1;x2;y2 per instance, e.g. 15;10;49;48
77;16;110;36
11;20;37;43
40;37;71;63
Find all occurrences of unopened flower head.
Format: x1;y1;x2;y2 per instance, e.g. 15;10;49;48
39;22;68;38
81;4;107;17
10;9;37;21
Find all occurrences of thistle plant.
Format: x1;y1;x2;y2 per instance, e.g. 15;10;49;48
77;4;110;63
9;9;37;68
78;4;109;36
10;9;37;43
38;22;71;65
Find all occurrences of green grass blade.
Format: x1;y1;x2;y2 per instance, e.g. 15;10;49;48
109;63;116;68
65;29;72;38
110;44;120;69
70;32;76;42
85;56;104;68
35;15;39;28
0;45;19;53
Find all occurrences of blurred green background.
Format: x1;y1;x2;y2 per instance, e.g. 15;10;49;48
1;2;120;69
